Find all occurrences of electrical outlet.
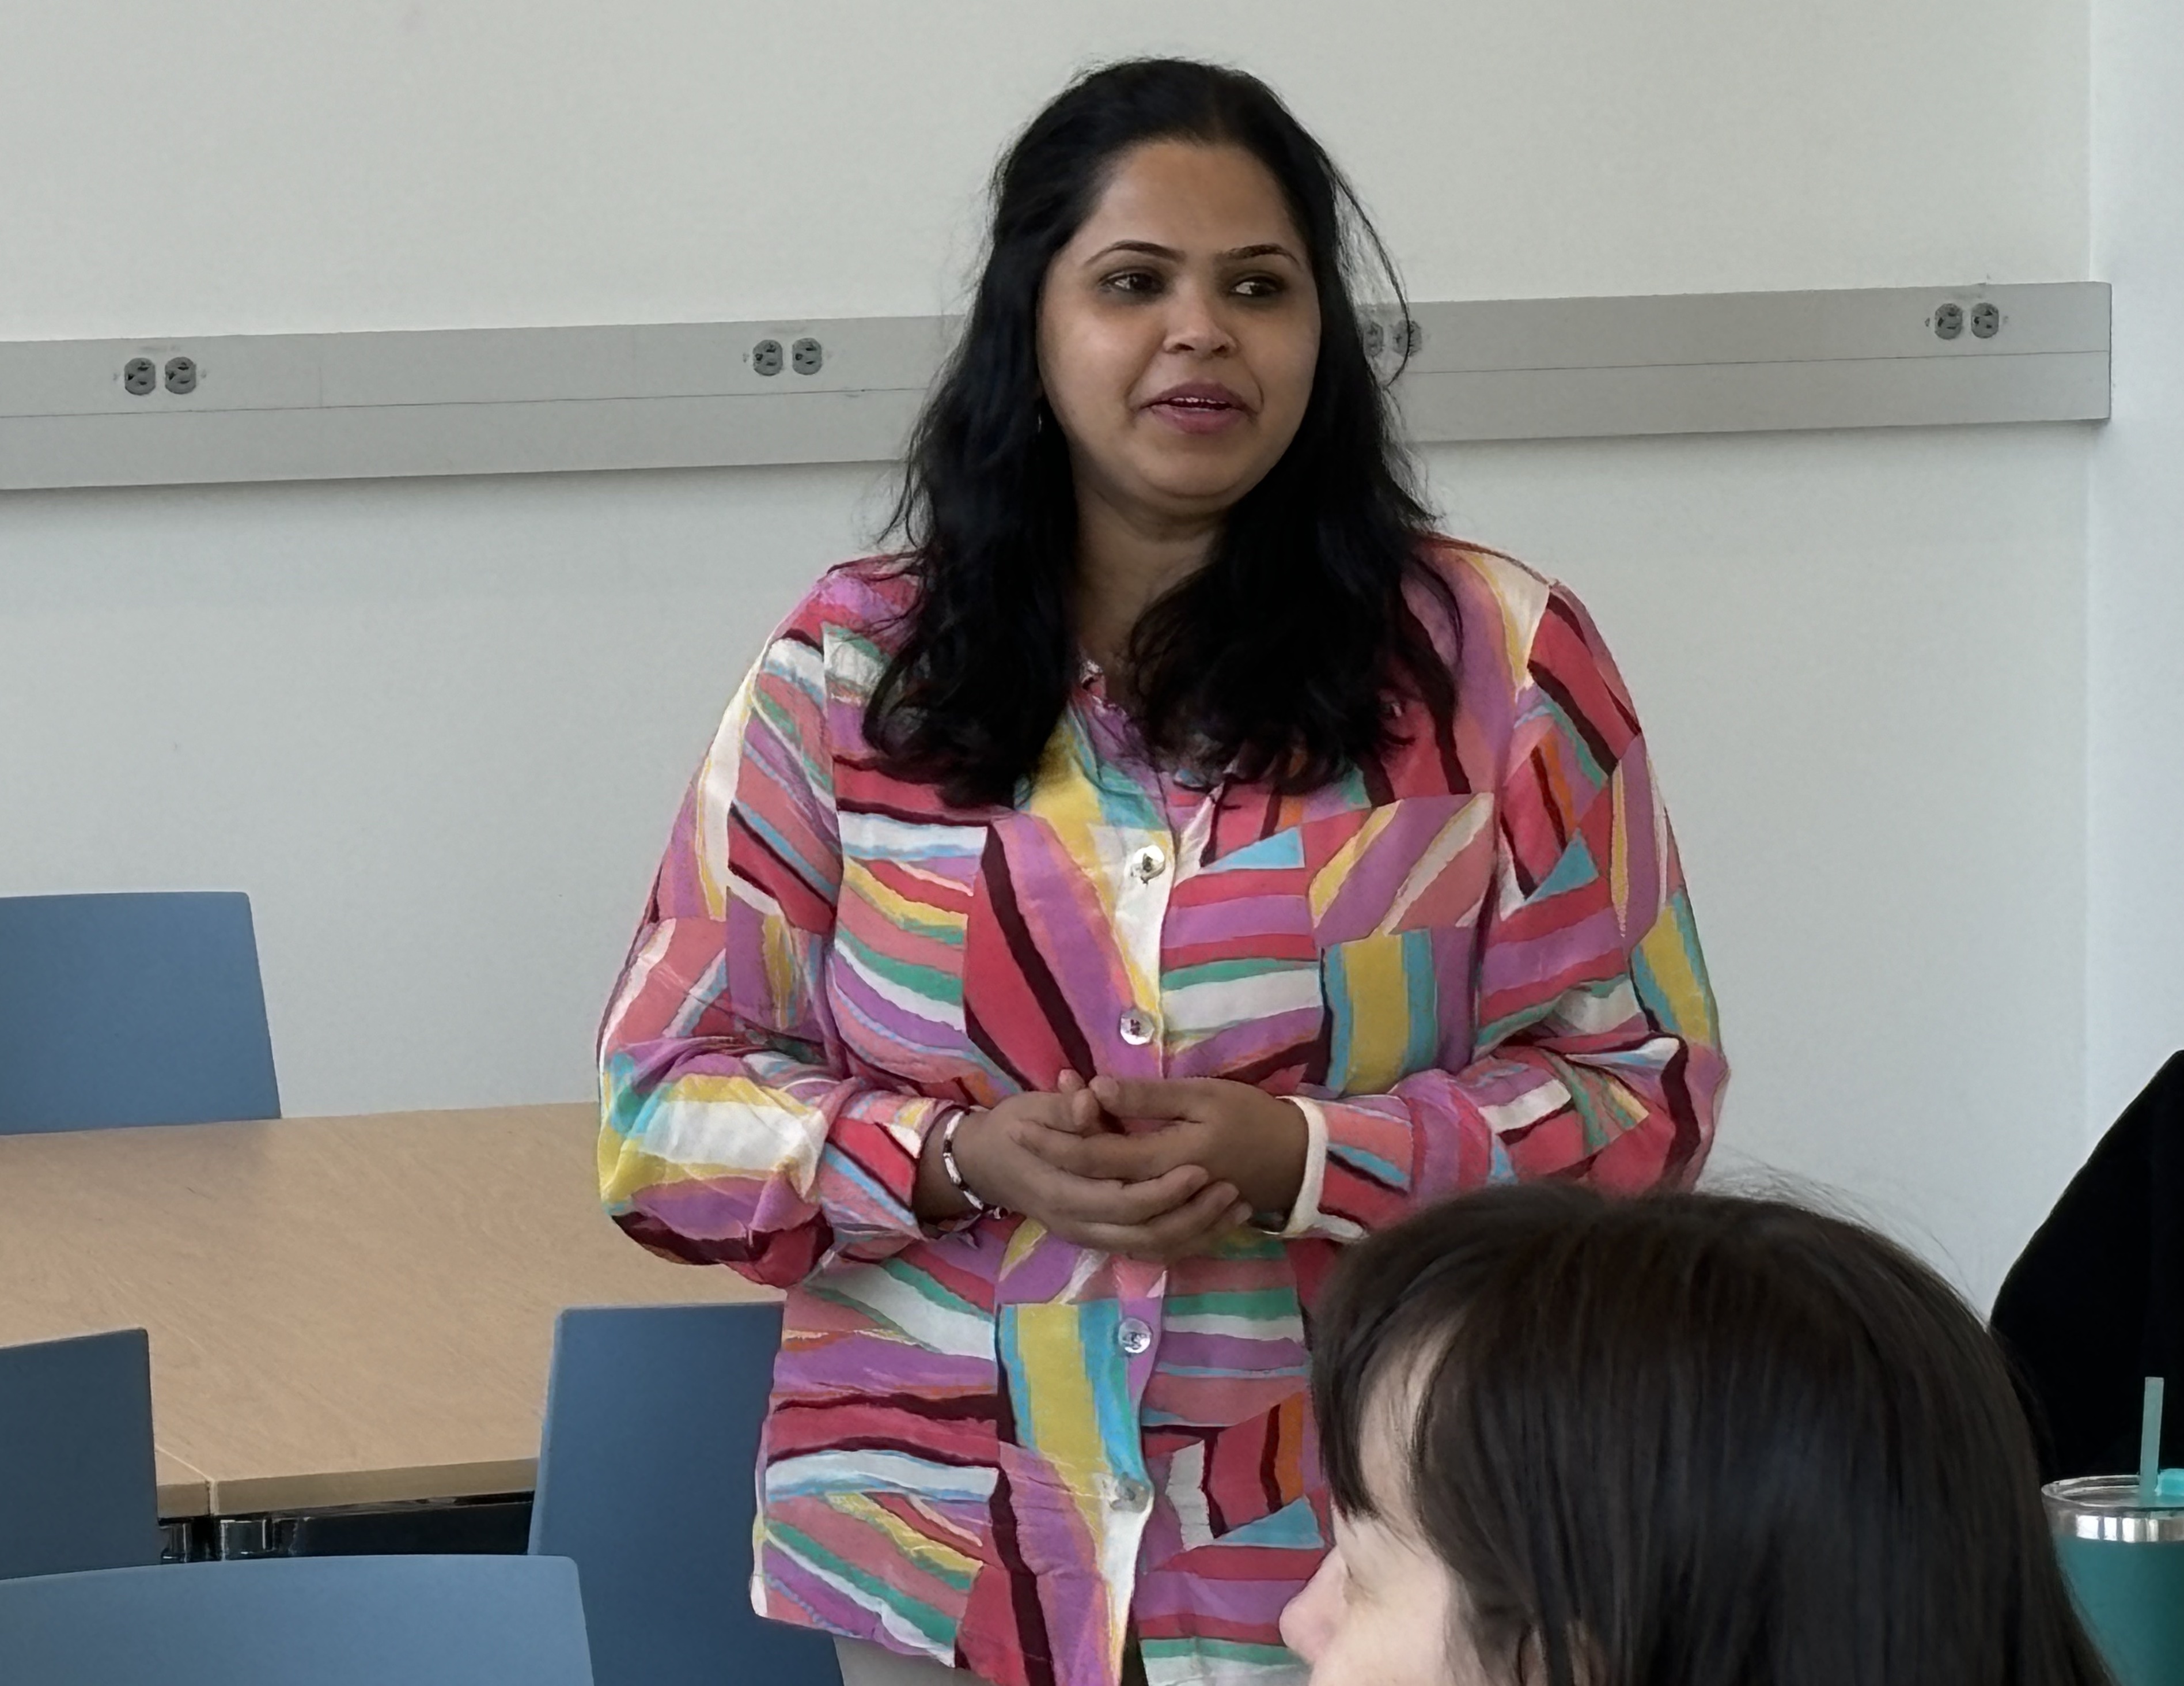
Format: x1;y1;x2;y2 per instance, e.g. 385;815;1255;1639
164;356;198;395
123;358;157;396
1933;303;1965;341
792;337;823;376
1970;302;2001;340
752;339;783;377
1362;315;1420;365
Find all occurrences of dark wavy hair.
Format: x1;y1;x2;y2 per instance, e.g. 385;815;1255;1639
1311;1185;2114;1686
865;57;1452;808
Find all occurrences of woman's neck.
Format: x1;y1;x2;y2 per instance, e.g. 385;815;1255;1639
1072;494;1220;683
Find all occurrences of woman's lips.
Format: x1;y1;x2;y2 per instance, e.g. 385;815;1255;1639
1145;395;1248;435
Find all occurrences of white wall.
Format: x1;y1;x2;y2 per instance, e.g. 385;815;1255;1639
2088;0;2184;1128
1;0;2085;337
0;1;2095;1302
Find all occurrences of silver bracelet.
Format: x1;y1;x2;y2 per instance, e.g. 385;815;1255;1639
940;1106;1005;1216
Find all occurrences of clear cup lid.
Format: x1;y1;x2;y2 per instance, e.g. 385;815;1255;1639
2043;1475;2184;1543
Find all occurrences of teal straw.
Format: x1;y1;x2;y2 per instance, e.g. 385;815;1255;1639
2140;1377;2165;1503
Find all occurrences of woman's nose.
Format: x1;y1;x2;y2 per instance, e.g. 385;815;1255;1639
1278;1548;1342;1667
1162;283;1236;356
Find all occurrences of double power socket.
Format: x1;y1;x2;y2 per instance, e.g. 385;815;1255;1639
122;355;198;396
752;337;823;379
1932;301;2003;341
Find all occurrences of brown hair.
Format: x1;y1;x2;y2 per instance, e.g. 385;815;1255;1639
1311;1185;2111;1686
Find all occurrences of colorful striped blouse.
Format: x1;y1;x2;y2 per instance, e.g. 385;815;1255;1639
598;539;1725;1686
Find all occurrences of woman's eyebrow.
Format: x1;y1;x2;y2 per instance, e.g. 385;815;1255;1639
1084;239;1303;265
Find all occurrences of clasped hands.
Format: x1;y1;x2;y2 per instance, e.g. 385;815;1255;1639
915;1074;1309;1262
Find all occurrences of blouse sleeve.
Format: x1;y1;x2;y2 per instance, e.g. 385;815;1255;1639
1285;583;1727;1241
596;600;952;1288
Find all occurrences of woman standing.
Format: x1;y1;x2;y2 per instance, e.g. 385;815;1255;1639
599;58;1725;1686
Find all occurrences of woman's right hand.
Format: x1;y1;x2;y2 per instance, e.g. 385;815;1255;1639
919;1084;1251;1262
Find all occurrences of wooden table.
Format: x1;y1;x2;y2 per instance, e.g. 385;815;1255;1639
0;1103;766;1523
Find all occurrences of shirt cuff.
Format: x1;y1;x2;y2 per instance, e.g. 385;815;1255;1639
1274;1097;1330;1239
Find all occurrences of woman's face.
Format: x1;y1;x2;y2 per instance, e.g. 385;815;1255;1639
1036;139;1322;534
1280;1386;1500;1686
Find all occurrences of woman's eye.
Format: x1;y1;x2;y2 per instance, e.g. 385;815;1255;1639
1101;270;1162;296
1233;275;1285;299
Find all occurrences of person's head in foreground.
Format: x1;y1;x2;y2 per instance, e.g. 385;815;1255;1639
1282;1185;2111;1686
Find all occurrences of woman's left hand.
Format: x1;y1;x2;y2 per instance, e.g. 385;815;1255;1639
1028;1075;1309;1222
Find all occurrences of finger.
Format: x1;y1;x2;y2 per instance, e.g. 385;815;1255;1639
1008;1088;1105;1138
1074;1182;1246;1260
1055;1069;1084;1093
1133;1192;1255;1262
1089;1075;1212;1123
1138;1199;1257;1263
1029;1084;1106;1139
1040;1162;1210;1228
1024;1125;1192;1184
1069;1083;1111;1136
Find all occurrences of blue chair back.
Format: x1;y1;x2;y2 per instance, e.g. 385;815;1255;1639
0;1329;161;1579
530;1302;839;1686
0;891;279;1133
0;1555;593;1685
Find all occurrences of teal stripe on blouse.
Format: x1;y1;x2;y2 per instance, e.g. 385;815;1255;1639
768;1521;953;1645
1401;928;1440;1075
834;924;963;1005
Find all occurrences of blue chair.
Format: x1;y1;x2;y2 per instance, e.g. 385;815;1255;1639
529;1302;840;1686
0;1329;161;1580
0;891;279;1133
0;1555;594;1685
